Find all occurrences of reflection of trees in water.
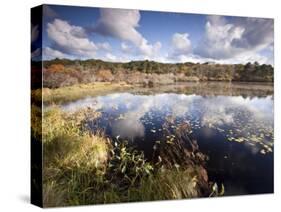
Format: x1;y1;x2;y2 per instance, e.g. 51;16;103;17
131;82;273;98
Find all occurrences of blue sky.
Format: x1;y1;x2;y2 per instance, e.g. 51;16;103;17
31;4;274;65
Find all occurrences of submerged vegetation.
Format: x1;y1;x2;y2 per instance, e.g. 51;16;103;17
39;59;273;88
31;105;223;207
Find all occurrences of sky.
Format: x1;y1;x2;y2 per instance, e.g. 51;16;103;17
31;5;274;65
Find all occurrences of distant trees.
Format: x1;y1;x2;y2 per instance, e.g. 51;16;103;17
41;59;274;88
233;62;273;82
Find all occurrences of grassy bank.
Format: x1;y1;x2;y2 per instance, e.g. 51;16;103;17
32;82;131;105
30;105;223;207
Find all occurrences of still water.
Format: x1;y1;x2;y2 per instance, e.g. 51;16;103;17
63;82;274;195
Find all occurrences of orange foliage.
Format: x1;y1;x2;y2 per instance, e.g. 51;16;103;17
96;69;114;81
48;64;65;72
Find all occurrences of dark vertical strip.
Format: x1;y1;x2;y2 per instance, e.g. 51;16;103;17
31;5;43;208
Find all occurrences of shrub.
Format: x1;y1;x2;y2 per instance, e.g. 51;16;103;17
47;64;65;72
95;69;114;82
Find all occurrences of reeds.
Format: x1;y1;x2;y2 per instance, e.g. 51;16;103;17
39;106;221;207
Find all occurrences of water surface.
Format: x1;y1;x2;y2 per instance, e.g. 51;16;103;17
62;82;274;195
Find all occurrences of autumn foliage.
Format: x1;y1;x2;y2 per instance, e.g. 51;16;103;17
47;64;65;72
42;59;274;88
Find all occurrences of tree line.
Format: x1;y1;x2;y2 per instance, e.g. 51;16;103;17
35;59;273;88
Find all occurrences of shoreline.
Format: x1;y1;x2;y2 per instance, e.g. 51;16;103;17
32;81;274;106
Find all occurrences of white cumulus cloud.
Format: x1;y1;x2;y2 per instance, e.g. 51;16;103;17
194;15;273;64
93;8;161;57
47;19;98;58
171;33;192;55
168;32;193;62
195;16;245;59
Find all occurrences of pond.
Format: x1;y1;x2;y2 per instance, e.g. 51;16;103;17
62;82;274;196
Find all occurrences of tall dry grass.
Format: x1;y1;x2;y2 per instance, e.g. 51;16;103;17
34;105;221;207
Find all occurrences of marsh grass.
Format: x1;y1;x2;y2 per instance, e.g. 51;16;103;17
40;106;220;207
42;107;111;206
36;82;131;105
127;168;200;201
31;104;42;141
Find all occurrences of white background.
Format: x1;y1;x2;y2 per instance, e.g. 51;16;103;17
0;0;280;211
